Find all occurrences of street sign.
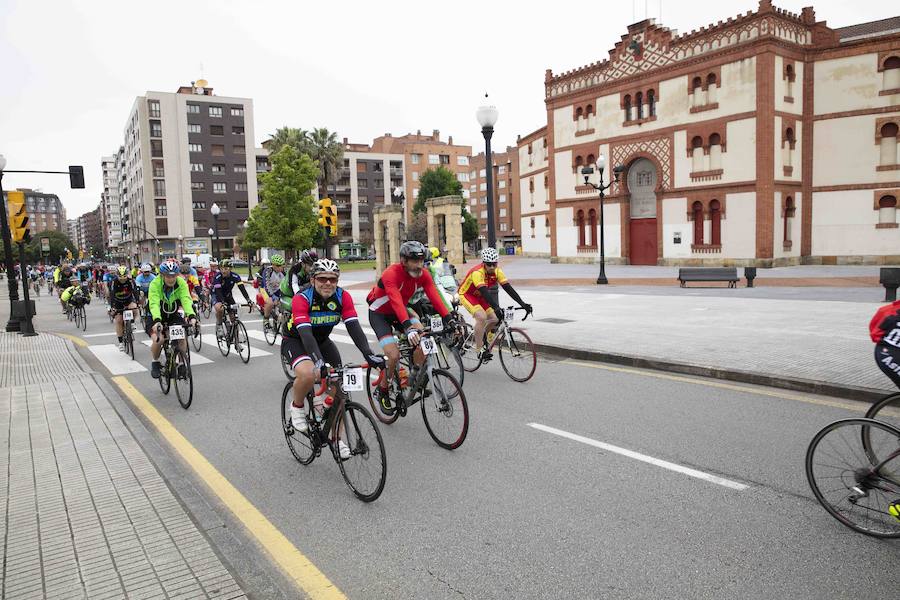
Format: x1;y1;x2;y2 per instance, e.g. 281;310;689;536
40;237;50;252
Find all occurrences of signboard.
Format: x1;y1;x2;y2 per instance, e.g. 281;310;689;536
185;238;209;253
40;238;50;252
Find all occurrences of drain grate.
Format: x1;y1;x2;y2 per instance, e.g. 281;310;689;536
534;317;575;324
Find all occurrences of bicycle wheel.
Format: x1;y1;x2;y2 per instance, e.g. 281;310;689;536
421;369;468;450
435;338;464;389
498;327;537;382
458;325;482;373
159;347;172;395
125;326;135;360
201;299;211;319
336;401;387;502
805;418;900;538
173;348;193;409
281;382;315;465
263;317;278;345
365;366;401;425
73;306;80;328
217;322;231;357
234;321;251;364
865;391;900;431
190;320;203;352
80;306;87;332
281;350;296;382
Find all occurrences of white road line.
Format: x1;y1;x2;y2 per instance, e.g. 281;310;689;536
88;344;147;374
83;332;116;338
139;340;214;364
527;423;750;491
245;330;280;346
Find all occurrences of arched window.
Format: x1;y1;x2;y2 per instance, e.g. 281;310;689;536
880;122;899;166
529;178;535;193
707;73;718;103
785;127;796;149
586;104;594;117
784;127;796;170
709;133;722;170
691;135;705;172
785;64;795;98
588;209;598;248
623;95;632;121
783;197;795;244
883;56;900;91
648;90;656;117
576;210;586;246
530;216;536;238
586;153;596;168
544;174;549;189
692;201;704;245
692;76;704;107
709;200;721;246
574;155;584;173
575;107;583;119
545;216;551;237
879;195;897;225
635;91;643;119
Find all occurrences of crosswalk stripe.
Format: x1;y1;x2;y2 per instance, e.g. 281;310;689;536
245;330;280;346
139;340;215;365
88;344;147;374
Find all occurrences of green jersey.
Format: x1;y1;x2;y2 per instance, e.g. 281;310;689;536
147;276;195;322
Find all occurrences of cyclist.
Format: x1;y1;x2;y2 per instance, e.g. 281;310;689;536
282;258;383;459
211;259;251;336
109;266;139;351
870;298;900;389
181;256;198;278
135;264;156;320
458;247;532;362
147;259;197;379
179;262;201;305
54;262;75;312
61;276;88;311
366;240;455;413
279;249;318;312
76;263;91;286
259;254;287;320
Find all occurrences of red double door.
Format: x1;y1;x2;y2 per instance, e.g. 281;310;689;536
629;218;657;265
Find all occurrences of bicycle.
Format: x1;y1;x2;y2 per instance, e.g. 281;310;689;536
112;306;137;360
72;299;87;332
157;322;193;409
197;287;212;319
458;306;536;382
216;302;252;363
805;417;900;538
365;327;468;450
31;278;40;296
408;303;465;388
281;363;387;502
263;303;289;346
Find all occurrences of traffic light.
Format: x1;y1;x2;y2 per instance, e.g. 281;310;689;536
328;205;337;237
6;191;30;243
318;198;332;227
69;166;85;189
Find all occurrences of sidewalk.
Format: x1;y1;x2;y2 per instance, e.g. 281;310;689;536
0;331;247;600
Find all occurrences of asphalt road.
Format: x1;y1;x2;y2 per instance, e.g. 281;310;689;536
28;284;900;599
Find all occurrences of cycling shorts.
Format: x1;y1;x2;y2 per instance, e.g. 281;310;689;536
460;289;493;315
368;309;421;348
875;343;900;390
281;336;342;372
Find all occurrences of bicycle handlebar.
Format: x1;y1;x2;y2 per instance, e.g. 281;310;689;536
314;362;381;397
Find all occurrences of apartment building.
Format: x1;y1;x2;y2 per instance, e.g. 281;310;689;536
2;189;67;235
468;147;520;251
77;206;103;258
100;154;123;257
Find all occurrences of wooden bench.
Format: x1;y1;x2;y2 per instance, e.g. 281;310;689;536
678;267;740;288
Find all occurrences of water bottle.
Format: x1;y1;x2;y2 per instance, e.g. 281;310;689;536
398;367;409;388
313;396;325;422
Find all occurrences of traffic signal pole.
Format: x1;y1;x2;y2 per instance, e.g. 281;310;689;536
0;171;22;331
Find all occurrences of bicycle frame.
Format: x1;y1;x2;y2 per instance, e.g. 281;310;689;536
307;364;376;458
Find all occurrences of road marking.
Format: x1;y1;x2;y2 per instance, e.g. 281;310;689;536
245;329;281;346
528;423;749;491
111;377;346;599
138;340;214;365
84;331;117;338
57;332;88;347
561;359;871;413
88;344;147;374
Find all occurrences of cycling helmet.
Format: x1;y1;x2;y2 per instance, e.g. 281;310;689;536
159;259;180;275
270;254;285;266
299;249;319;265
116;265;128;277
140;263;151;273
429;246;440;260
311;258;340;277
181;257;191;264
209;259;218;266
480;247;499;263
179;264;191;274
220;259;232;268
399;240;427;260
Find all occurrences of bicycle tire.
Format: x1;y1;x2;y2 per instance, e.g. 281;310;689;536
173;348;193;409
263;317;278;345
235;321;251;364
281;382;315;465
805;418;900;538
190;321;203;352
864;391;900;434
217;322;231;357
498;327;537;383
421;369;468;450
125;325;135;360
435;338;464;389
336;401;387;502
365;365;401;425
159;347;172;395
459;324;483;373
281;350;296;381
201;300;211;319
79;306;87;332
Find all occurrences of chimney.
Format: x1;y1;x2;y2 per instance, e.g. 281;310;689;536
417;129;421;136
343;137;348;144
448;136;453;145
433;129;440;141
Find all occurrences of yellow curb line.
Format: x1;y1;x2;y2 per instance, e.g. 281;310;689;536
56;332;88;347
561;359;873;413
111;376;346;600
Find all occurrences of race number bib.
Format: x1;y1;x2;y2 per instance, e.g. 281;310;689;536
429;315;443;332
123;310;134;321
342;367;364;392
169;325;185;340
420;336;438;355
504;307;516;321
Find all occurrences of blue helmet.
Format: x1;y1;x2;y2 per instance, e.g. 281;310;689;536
159;259;180;274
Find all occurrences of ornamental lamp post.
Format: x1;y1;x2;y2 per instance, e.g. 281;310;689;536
210;203;221;259
581;154;625;285
476;95;499;249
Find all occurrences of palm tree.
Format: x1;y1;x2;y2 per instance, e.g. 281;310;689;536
305;127;344;198
266;126;308;154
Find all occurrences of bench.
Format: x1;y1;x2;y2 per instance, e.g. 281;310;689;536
678;267;740;288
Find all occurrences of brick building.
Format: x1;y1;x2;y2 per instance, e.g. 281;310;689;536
521;1;900;265
468;147;521;251
2;189;67;235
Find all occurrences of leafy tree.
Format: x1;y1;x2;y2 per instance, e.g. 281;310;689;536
305;127;344;199
252;146;321;254
462;210;479;245
23;230;77;265
266;126;308;155
413;167;463;214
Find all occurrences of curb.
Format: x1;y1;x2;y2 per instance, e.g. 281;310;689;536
533;342;889;402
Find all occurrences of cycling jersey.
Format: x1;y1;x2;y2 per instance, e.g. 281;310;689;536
260;266;286;297
182;273;200;294
134;273;156;294
147;276;195;323
458;264;508;297
367;263;451;330
203;269;218;288
109;278;137;308
285;287;358;343
211;271;249;304
870;300;900;346
61;285;86;304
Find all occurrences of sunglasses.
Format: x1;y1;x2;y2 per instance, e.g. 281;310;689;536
315;276;338;284
483;262;497;268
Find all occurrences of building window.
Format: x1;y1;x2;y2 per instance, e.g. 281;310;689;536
190;163;203;172
648;89;656;117
428;154;439;165
148;100;160;118
153;180;166;197
576;209;585;246
588;209;597;248
692;201;704;244
635;91;643;119
189;143;202;153
544;175;549;189
707;73;718;103
691;136;705;172
499;194;506;203
456;156;468;166
235;183;247;192
187;103;200;114
692;76;705;107
212;163;225;173
783;127;796;173
155;200;167;216
879;195;897;225
709;133;723;170
623;94;632;121
710;199;721;246
233;145;245;154
209;106;223;118
232;126;244;135
882;56;900;92
880;122;899;166
358;178;367;189
234;164;247;173
153;160;165;177
783;197;795;245
156;219;168;236
784;64;796;99
150;120;162;137
499;180;506;189
500;223;508;232
191;182;205;191
499;208;507;218
499;165;506;175
211;144;225;157
235;199;249;209
192;201;206;210
411;154;421;165
151;140;163;158
439;155;450;165
188;124;201;134
412;171;419;181
213;182;226;194
230;107;244;117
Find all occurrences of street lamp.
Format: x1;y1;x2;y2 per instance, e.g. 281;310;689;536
242;220;251;280
210;203;220;259
0;154;22;332
581;155;625;285
460;215;466;263
476;95;499;249
207;228;214;257
177;234;183;260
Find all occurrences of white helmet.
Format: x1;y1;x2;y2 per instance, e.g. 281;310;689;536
480;247;499;263
311;258;340;277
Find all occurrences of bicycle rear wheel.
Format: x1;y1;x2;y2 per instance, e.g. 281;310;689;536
217;322;231;357
281;382;315;465
125;326;135;360
190;320;203;352
234;321;251;363
281;349;296;382
337;401;387;502
263;317;278;345
173;349;193;409
365;366;401;425
159;347;172;395
499;327;537;382
421;369;468;450
806;418;900;538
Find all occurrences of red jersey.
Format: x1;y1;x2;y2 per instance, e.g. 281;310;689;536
870;300;900;345
367;263;450;325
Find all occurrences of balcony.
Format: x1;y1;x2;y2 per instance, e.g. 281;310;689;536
390;168;403;178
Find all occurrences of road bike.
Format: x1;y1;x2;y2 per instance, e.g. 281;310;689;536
365;328;468;450
263;303;289;346
458;306;536;382
281;363;387;502
408;302;465;388
197;287;212;319
805;417;900;538
31;278;41;296
113;306;136;360
157;322;193;409
71;299;87;332
216;302;252;363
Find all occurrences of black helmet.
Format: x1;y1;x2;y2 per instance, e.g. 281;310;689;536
299;249;319;265
399;241;427;260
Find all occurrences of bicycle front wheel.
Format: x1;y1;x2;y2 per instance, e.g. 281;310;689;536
217;323;231;357
281;382;315;465
458;325;482;373
173;349;193;409
159;348;172;395
190;321;203;352
421;369;468;450
125;327;135;360
80;307;87;332
435;338;464;390
337;401;387;502
264;317;278;345
365;366;401;425
806;418;900;538
234;321;251;364
499;327;537;382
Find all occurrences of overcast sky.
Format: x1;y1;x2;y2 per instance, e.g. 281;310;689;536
1;0;893;219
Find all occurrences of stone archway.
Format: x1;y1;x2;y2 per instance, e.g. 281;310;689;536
626;158;658;265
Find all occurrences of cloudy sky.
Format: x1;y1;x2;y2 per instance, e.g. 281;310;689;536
0;0;892;218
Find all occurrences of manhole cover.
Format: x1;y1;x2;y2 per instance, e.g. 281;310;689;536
534;317;574;324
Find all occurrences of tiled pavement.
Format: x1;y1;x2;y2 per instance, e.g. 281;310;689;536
0;332;247;600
